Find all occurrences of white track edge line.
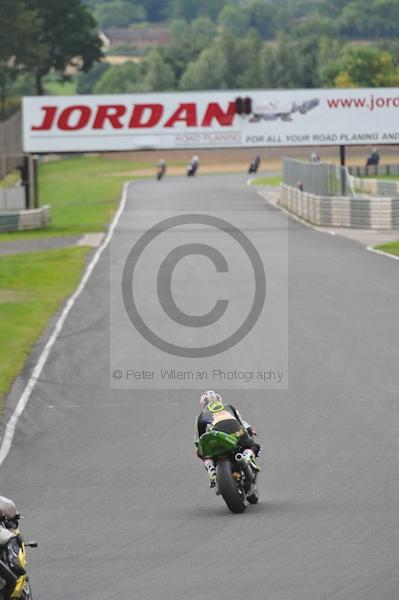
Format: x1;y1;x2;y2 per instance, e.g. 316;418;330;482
366;245;399;261
0;181;130;467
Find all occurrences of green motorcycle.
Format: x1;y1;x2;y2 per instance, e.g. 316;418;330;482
198;430;259;514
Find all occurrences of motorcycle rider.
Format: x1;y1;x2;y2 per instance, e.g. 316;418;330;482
195;390;260;487
156;159;167;180
187;155;199;177
248;155;261;174
0;496;26;578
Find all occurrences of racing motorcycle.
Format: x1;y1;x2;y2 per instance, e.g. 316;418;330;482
198;430;259;513
156;161;167;180
0;498;37;599
187;157;199;177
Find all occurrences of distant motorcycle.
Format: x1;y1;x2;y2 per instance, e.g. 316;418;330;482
248;156;260;174
198;430;259;513
0;498;37;600
156;160;167;180
366;149;380;167
187;156;199;177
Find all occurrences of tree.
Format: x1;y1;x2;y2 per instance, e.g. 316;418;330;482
0;0;44;117
76;61;110;94
247;0;280;39
0;0;41;64
289;15;339;40
28;0;103;94
144;49;175;91
235;30;263;88
322;45;399;87
179;46;227;90
191;18;216;47
94;61;147;93
339;0;399;39
216;30;240;89
259;34;322;89
171;0;200;21
140;0;170;21
93;1;146;28
170;0;227;21
219;5;250;37
162;19;215;83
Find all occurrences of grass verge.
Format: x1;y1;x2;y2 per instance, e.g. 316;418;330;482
0;155;150;242
251;176;282;186
0;246;90;409
364;174;399;180
374;240;399;257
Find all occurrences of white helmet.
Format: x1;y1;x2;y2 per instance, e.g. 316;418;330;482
0;496;18;520
200;390;222;410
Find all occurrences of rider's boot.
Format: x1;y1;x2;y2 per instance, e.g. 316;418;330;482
243;449;260;472
204;458;217;487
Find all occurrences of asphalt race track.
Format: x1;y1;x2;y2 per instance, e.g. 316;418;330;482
1;174;399;600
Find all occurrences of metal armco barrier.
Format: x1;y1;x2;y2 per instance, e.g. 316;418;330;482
0;112;23;180
283;158;354;197
348;164;399;178
349;175;399;197
0;186;25;210
0;205;50;232
281;185;399;229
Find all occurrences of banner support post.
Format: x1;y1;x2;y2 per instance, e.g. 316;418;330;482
339;145;346;195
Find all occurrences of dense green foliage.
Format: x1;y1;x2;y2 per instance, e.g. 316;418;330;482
76;0;399;93
83;0;399;41
2;0;399;111
80;28;399;94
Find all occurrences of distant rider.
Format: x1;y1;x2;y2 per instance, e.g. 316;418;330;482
187;155;199;177
195;390;260;487
156;159;167;180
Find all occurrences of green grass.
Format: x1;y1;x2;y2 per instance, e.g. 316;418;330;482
364;174;399;181
0;246;90;408
0;155;150;242
375;240;399;257
251;176;282;186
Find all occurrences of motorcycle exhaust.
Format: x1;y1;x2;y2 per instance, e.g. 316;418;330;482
235;453;254;482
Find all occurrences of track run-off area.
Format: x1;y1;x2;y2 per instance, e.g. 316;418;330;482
1;174;399;599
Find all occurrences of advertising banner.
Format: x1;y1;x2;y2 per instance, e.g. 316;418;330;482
23;88;399;152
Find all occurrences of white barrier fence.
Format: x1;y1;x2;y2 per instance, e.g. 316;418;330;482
349;175;399;197
281;185;399;229
0;186;25;210
0;205;50;232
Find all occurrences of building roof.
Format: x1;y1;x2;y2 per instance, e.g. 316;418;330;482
102;27;170;45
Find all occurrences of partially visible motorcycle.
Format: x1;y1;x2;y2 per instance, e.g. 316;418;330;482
0;498;37;600
198;430;259;513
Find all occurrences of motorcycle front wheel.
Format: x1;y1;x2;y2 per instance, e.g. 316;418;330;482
216;460;246;514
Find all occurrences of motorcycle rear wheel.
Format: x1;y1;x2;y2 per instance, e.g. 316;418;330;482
216;460;246;514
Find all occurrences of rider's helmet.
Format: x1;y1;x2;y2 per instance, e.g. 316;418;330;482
200;390;222;410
